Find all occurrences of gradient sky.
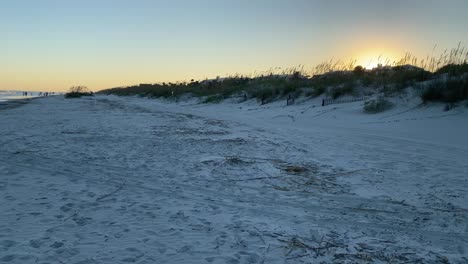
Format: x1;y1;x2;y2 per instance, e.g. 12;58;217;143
2;0;467;91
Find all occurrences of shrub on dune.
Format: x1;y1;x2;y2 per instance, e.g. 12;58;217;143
65;86;94;98
363;97;394;113
420;77;468;103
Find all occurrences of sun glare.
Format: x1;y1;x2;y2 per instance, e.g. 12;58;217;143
355;49;402;70
364;62;380;70
358;56;391;70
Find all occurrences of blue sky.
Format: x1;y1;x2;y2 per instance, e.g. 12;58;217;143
1;0;467;91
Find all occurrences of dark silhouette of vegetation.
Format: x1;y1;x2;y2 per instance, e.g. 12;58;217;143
65;86;94;98
420;76;468;103
435;63;468;76
353;65;365;76
98;46;467;105
96;64;451;104
328;81;357;99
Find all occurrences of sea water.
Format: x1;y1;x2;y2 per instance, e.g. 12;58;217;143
0;90;39;102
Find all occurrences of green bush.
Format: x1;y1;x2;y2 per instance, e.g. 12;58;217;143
435;63;468;76
305;85;325;97
329;81;356;99
251;87;277;104
203;94;223;103
283;82;299;95
363;97;394;113
421;77;468;103
390;66;431;83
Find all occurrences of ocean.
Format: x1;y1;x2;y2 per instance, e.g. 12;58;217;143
0;90;39;102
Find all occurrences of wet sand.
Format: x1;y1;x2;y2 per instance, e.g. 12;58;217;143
0;97;41;111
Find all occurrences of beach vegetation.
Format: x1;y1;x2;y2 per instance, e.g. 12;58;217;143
420;76;468;103
65;86;94;98
98;45;468;106
363;97;394;113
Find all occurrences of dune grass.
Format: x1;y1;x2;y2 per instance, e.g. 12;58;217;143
98;45;468;104
420;76;468;103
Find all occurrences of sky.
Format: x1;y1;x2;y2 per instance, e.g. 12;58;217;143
1;0;468;91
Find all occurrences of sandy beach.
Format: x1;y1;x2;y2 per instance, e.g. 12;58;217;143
0;98;38;111
1;95;467;263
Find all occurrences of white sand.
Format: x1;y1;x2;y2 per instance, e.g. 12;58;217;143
0;95;467;263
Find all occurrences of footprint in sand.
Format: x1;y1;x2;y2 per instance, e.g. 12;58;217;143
72;216;92;226
50;241;64;248
177;245;193;253
121;247;144;263
4;195;16;202
60;203;75;212
55;247;80;258
29;237;50;249
0;255;16;262
170;210;189;221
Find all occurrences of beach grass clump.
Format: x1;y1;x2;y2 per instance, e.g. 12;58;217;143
420;76;468;103
435;63;468;76
203;94;224;103
387;65;431;85
328;81;357;99
363;97;394;113
304;85;325;97
65;86;94;98
249;86;279;104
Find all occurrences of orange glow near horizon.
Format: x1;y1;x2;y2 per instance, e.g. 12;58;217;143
354;49;404;70
1;44;458;92
2;1;467;92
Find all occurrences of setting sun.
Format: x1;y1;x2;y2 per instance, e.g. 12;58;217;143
355;49;403;70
